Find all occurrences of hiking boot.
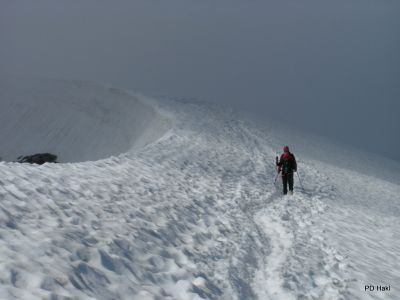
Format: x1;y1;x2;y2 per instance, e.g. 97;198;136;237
288;191;293;195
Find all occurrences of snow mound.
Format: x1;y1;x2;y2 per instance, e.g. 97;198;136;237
0;78;170;163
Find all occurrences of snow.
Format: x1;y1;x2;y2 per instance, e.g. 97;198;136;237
0;77;171;163
0;79;399;299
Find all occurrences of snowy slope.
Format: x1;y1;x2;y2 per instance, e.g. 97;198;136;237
0;80;399;300
0;78;171;162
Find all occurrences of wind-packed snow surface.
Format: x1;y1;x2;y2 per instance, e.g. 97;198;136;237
0;80;399;300
0;78;170;163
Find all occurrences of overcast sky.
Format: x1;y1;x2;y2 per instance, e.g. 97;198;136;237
1;0;399;161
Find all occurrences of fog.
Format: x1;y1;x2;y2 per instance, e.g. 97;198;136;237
1;0;399;161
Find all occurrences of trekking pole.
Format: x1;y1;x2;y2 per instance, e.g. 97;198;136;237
273;156;280;184
296;171;305;192
274;171;280;184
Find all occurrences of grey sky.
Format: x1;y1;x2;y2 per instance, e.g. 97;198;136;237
1;0;400;161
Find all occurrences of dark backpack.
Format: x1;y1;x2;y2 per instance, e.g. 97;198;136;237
280;153;296;174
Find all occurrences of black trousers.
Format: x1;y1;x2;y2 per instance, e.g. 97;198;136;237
282;173;294;195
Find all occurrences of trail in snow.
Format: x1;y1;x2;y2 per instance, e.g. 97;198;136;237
0;80;399;299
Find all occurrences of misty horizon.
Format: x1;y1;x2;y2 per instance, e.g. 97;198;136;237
1;0;399;162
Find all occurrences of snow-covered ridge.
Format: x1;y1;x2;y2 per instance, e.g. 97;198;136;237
0;80;398;299
0;78;171;163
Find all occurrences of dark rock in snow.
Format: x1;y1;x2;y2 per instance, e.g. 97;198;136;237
17;153;58;164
